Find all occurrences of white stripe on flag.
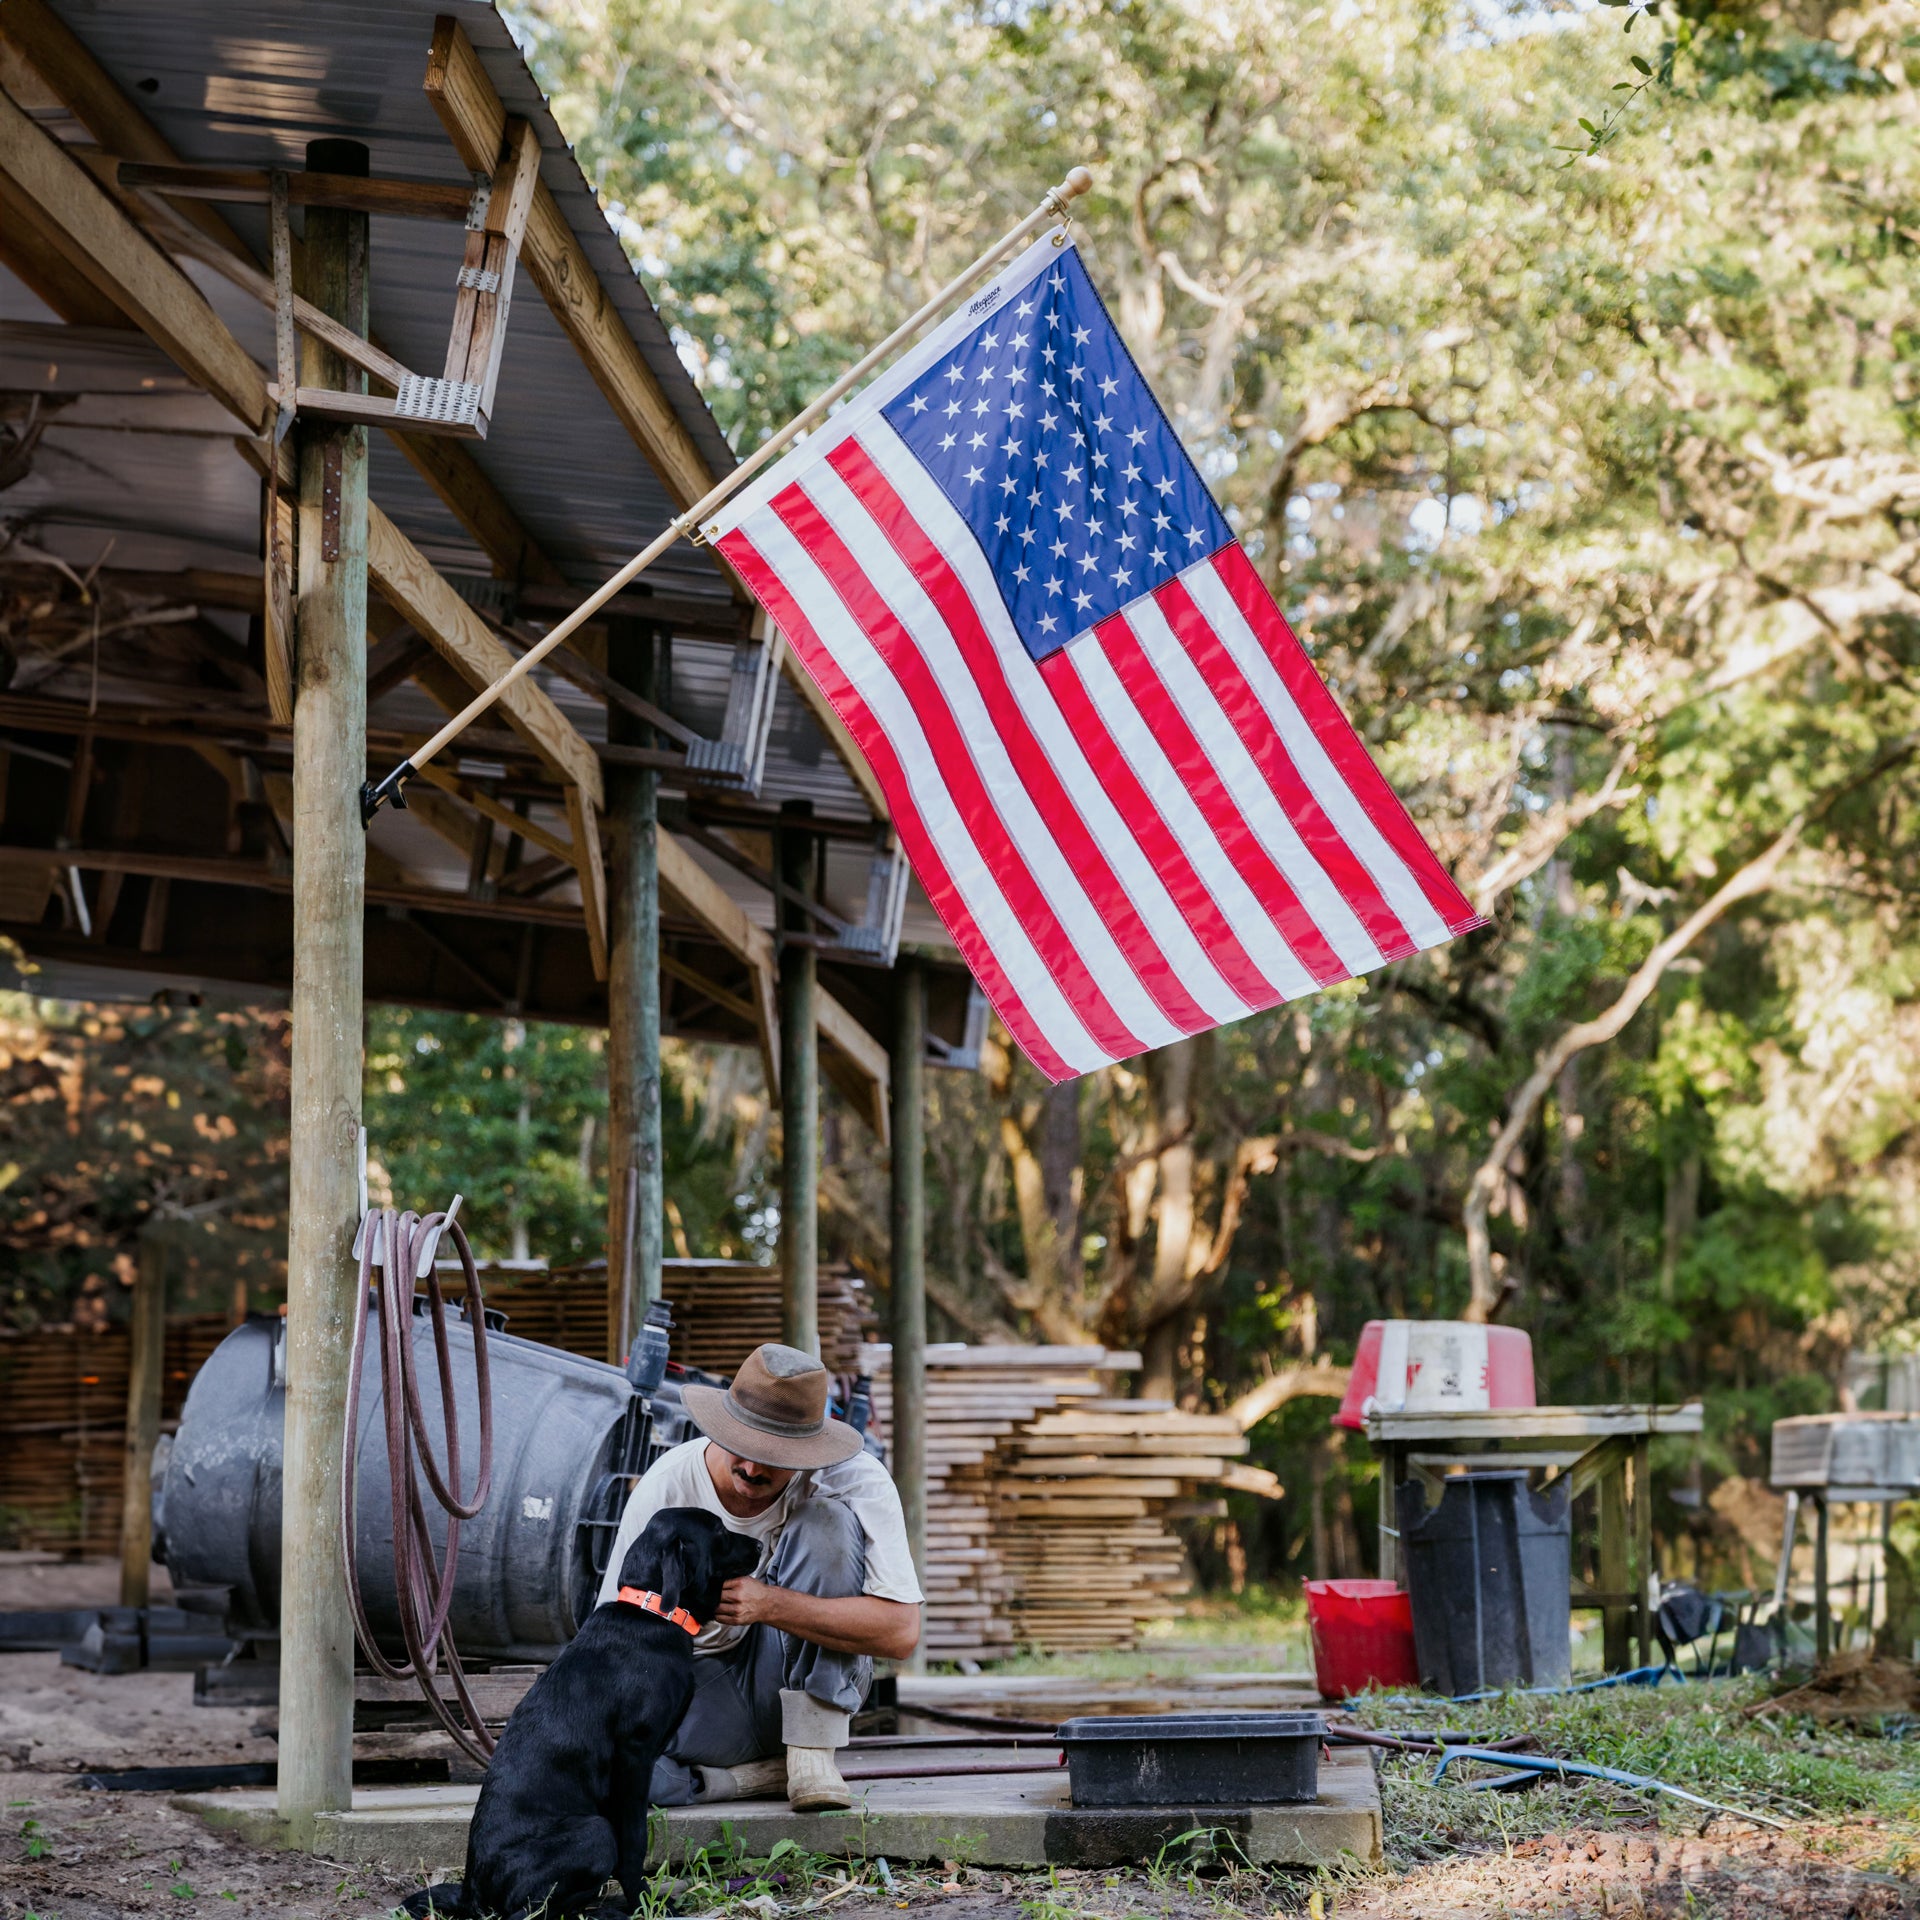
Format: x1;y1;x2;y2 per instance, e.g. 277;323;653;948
738;502;1109;1075
801;456;1190;1054
1181;562;1457;950
1065;638;1323;1003
857;421;1252;1028
1125;589;1387;978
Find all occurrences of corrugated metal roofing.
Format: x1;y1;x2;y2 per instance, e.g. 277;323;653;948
0;0;966;950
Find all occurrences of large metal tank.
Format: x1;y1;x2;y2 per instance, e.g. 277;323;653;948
157;1305;686;1663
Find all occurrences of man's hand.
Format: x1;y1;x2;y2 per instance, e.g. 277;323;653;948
712;1578;921;1659
715;1576;781;1629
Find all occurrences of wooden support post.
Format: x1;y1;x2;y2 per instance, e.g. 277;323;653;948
889;955;927;1669
1815;1494;1831;1663
606;616;662;1363
1632;1435;1654;1669
1598;1452;1630;1674
118;1225;166;1608
778;800;818;1358
1376;1444;1403;1585
277;138;369;1839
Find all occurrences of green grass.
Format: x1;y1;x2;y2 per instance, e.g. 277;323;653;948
1346;1673;1920;1866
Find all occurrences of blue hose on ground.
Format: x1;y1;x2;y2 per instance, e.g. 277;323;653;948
1430;1746;1789;1829
1445;1665;1682;1703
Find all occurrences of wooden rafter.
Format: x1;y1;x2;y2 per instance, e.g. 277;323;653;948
0;86;269;428
0;90;612;960
0;3;570;591
362;502;603;807
421;15;715;511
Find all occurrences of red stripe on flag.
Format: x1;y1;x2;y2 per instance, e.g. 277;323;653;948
715;526;1074;1082
1154;573;1416;964
1210;545;1480;934
1096;611;1348;987
829;440;1214;1038
767;483;1150;1064
1037;646;1282;1014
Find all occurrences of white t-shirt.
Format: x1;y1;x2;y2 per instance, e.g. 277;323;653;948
594;1437;924;1653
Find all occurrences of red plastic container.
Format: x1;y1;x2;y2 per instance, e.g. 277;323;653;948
1334;1319;1536;1431
1305;1579;1420;1700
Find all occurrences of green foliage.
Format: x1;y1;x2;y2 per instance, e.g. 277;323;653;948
496;0;1920;1590
364;1011;608;1261
364;1013;777;1265
0;994;288;1329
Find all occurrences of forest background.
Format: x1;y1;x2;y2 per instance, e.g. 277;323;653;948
4;0;1919;1593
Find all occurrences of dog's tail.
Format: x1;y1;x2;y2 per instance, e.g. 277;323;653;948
401;1882;471;1919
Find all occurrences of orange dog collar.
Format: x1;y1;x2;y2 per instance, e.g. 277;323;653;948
617;1586;701;1635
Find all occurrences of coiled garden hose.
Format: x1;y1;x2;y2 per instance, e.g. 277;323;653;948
342;1203;497;1766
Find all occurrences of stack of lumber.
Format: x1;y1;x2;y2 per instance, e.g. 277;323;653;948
867;1342;1278;1661
452;1259;878;1375
0;1315;229;1554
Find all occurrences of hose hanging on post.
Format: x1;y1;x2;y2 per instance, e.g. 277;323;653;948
341;1203;498;1766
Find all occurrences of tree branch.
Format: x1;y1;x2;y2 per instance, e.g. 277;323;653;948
1226;1361;1354;1432
1462;734;1918;1319
1467;746;1640;915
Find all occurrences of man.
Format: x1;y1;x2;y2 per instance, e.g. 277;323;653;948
595;1342;921;1812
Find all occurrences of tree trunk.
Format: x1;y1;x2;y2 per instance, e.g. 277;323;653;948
1139;1037;1198;1401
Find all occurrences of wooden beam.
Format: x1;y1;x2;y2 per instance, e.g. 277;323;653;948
0;85;268;427
818;985;890;1146
421;15;716;510
0;0;253;259
362;501;602;806
566;783;609;983
660;951;758;1026
114;161;473;222
0;10;568;596
456;117;539;420
0;174;134;327
0;841;589;928
279;161;369;1826
384;431;569;589
778;640;889;821
656;826;780;1095
422;17;506;184
410;759;575;866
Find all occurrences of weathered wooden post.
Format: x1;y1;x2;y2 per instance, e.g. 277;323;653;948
118;1224;166;1608
889;954;927;1669
277;136;370;1837
605;615;662;1361
778;800;818;1356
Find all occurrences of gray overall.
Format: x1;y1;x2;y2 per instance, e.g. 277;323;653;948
648;1495;872;1806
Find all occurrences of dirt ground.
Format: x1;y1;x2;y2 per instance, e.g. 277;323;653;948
2;1557;1915;1920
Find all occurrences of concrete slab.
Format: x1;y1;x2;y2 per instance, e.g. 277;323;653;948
175;1749;1381;1874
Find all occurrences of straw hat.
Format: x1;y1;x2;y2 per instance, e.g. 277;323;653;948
682;1343;863;1470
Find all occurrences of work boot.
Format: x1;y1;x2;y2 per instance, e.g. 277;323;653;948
695;1756;788;1802
780;1686;854;1811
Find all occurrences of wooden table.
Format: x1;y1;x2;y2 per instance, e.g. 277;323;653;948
1365;1403;1705;1672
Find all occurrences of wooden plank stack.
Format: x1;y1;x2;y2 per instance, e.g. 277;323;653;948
0;1315;230;1554
867;1342;1277;1661
493;1259;877;1375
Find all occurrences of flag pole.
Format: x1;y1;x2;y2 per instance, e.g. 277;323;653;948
360;164;1095;825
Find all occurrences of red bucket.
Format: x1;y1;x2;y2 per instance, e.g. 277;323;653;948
1305;1578;1419;1700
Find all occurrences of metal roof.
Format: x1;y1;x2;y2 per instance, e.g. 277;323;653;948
1;0;962;1018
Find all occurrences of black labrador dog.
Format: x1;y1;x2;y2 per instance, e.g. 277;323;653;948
406;1508;760;1920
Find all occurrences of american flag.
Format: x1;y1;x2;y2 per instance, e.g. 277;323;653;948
710;232;1481;1081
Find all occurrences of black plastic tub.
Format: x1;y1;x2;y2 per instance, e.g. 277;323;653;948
1055;1712;1325;1807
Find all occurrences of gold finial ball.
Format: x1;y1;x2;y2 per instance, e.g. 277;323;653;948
1062;166;1094;200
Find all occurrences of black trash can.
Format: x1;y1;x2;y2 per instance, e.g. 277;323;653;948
1397;1469;1571;1695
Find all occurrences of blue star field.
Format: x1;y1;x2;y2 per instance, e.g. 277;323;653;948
881;246;1233;664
